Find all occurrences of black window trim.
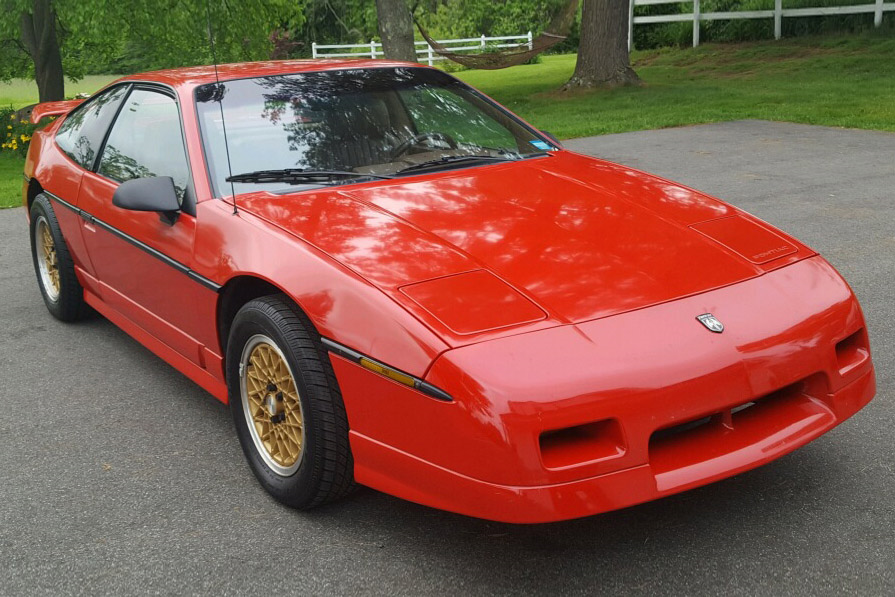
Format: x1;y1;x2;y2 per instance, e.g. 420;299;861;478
93;81;198;216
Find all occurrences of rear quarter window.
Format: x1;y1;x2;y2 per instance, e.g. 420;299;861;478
55;85;129;170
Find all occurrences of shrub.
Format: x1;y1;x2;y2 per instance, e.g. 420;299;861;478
634;0;895;49
0;107;36;158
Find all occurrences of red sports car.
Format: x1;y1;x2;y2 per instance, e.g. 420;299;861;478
23;60;875;523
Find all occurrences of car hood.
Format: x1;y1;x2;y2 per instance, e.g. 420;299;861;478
237;151;813;340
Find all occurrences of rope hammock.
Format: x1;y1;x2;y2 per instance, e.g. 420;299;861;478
414;0;579;70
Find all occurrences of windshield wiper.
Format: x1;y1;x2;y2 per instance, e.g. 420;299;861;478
226;168;393;185
395;154;520;175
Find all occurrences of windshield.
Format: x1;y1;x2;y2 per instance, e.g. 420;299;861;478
195;67;554;196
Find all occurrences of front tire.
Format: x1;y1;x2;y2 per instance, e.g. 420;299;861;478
29;194;87;322
226;295;354;508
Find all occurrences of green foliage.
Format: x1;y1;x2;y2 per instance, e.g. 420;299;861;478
296;0;379;53
700;0;888;43
634;0;895;49
0;106;36;157
416;0;568;37
67;0;307;69
415;0;579;53
0;0;306;83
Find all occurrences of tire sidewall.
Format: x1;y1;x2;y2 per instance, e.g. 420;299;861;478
226;302;323;506
30;195;65;318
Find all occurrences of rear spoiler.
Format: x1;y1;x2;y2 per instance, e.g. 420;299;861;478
29;99;84;124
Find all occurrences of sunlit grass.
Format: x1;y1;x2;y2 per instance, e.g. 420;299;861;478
0;75;119;109
0;153;24;209
458;32;895;138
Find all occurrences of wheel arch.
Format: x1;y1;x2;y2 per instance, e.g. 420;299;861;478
216;274;315;357
26;177;44;213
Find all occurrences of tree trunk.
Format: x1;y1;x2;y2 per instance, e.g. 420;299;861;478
375;0;417;62
19;0;64;102
564;0;640;90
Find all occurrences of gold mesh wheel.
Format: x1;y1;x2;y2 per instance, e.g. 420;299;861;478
34;216;60;301
239;334;304;476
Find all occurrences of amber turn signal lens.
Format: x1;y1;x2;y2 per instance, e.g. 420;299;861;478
359;357;417;388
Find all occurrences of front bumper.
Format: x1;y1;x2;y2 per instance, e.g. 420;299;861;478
332;256;876;523
344;366;873;523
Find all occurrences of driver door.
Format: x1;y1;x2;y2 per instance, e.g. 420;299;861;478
78;86;205;366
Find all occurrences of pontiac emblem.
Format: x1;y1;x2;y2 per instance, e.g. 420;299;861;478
696;313;724;333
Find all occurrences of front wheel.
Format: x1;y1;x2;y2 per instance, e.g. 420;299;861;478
226;295;354;508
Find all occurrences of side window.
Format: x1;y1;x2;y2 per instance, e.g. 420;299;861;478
399;87;516;150
98;89;190;203
55;85;129;169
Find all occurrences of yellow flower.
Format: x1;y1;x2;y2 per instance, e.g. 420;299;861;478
20;134;27;142
9;114;14;120
6;125;11;129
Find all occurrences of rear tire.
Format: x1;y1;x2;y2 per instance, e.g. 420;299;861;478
29;194;87;322
226;294;355;508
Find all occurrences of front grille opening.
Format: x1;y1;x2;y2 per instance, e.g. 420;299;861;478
649;381;804;449
539;418;625;469
650;415;714;443
836;328;869;375
647;377;834;492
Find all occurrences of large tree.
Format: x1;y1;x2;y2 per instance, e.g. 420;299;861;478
375;0;416;61
564;0;639;89
0;0;299;102
0;0;63;102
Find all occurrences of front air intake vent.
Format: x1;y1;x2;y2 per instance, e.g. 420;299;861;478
539;419;626;469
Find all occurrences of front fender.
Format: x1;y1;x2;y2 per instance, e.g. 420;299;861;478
193;198;449;379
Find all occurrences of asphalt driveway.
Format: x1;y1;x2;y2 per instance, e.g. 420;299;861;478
1;120;892;595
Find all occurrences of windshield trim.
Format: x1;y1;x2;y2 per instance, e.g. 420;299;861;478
193;65;558;200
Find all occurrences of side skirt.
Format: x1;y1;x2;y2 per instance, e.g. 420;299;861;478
83;288;228;403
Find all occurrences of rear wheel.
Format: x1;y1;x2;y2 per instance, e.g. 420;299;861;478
226;295;354;508
29;194;87;322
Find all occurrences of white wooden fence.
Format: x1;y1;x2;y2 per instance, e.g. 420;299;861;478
629;0;895;49
312;32;534;65
313;3;893;62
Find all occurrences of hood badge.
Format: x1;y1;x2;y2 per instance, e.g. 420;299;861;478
696;313;724;333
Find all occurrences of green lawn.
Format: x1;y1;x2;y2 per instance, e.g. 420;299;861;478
1;153;23;209
0;75;119;109
458;33;895;138
2;33;894;208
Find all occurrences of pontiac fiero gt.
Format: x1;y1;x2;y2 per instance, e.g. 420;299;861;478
23;60;875;523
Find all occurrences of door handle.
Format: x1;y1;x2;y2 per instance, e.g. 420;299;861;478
79;209;96;231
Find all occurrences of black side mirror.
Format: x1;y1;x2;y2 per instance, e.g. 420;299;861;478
113;177;181;225
541;131;563;149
